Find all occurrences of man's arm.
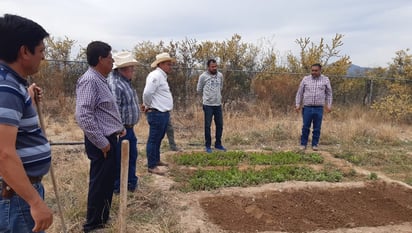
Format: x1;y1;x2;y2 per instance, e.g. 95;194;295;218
142;74;158;108
196;74;205;94
325;78;333;112
0;124;53;232
295;79;305;112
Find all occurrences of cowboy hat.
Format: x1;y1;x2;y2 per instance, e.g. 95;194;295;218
113;51;138;69
150;52;176;68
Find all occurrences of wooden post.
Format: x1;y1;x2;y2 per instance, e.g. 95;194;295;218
119;140;129;233
34;89;67;233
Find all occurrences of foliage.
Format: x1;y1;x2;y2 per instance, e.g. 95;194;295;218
172;151;338;191
173;151;323;166
32;37;86;116
368;172;378;180
371;94;412;123
251;74;300;113
182;166;343;191
286;33;351;74
371;49;412;123
35;34;412;117
194;34;260;104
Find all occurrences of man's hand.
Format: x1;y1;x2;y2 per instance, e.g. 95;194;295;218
295;106;301;113
325;106;332;113
30;197;53;232
140;104;148;113
119;129;126;137
28;83;43;104
102;144;110;159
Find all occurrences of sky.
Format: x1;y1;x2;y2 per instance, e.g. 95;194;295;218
1;0;411;67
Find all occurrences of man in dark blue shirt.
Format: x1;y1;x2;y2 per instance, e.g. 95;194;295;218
0;14;53;233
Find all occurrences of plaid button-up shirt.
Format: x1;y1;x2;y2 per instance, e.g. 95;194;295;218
108;70;140;125
75;67;123;149
295;74;333;108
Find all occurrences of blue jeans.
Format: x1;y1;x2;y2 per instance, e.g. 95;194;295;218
146;111;169;169
203;105;223;148
0;182;45;233
114;127;138;191
300;106;324;147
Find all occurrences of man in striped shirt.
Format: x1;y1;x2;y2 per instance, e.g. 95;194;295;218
108;51;140;194
295;63;333;151
75;41;126;232
0;14;53;232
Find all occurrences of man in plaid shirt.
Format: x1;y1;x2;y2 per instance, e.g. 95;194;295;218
295;63;333;151
75;41;125;232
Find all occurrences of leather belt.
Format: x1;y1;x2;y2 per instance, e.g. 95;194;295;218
304;106;323;108
1;176;43;198
147;108;170;113
124;124;135;128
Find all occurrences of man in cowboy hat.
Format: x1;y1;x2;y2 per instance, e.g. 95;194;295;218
108;51;140;193
142;52;175;175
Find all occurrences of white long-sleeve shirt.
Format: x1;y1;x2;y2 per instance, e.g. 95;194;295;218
142;67;173;112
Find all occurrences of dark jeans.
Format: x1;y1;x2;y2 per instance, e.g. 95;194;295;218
83;134;118;232
146;111;169;168
300;106;324;147
114;127;138;191
203;105;223;148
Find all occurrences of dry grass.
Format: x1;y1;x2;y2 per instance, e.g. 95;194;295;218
41;104;412;232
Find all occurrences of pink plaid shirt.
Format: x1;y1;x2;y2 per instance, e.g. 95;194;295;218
295;74;333;108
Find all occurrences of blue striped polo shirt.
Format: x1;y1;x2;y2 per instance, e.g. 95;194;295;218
0;63;51;177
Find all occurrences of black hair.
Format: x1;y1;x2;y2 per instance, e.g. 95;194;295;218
207;59;217;67
0;14;49;63
86;41;111;66
312;63;322;69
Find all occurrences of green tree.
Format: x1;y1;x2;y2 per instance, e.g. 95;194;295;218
372;49;412;123
175;38;200;109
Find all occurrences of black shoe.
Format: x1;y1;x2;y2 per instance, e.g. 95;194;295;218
170;146;182;151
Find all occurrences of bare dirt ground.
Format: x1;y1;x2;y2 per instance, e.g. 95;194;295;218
146;150;412;233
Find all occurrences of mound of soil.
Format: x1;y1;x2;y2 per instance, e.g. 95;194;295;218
200;181;412;232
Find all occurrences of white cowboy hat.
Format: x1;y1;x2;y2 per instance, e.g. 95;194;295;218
150;52;176;68
113;51;138;69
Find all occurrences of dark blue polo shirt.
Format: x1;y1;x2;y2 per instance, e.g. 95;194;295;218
0;63;51;177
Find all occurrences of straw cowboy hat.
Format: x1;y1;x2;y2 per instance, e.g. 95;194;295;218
113;51;138;69
150;52;176;68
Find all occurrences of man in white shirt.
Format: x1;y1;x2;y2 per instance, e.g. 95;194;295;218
142;53;175;175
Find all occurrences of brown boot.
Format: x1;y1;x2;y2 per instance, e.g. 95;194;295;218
148;166;166;175
157;160;169;167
